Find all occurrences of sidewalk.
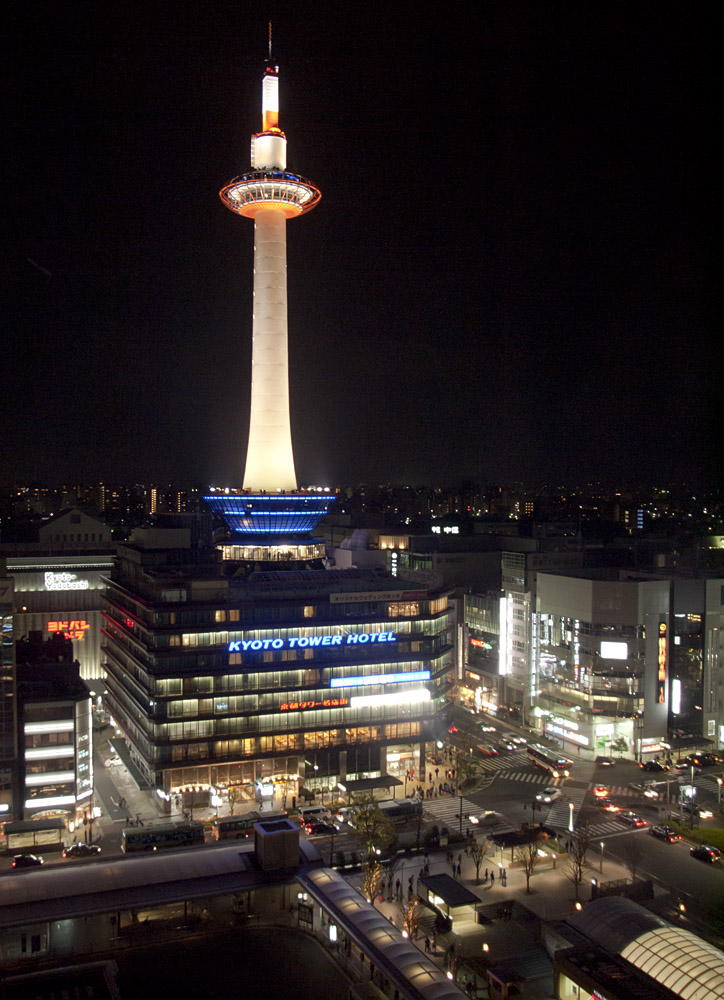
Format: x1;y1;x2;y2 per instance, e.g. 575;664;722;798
344;834;641;996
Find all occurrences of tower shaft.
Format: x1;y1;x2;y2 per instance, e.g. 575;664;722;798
244;208;296;490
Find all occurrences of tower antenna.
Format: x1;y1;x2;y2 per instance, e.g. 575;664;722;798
268;21;272;61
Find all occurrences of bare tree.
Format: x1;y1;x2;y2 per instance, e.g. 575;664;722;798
349;793;395;858
620;837;645;881
564;823;593;900
470;838;493;883
516;835;547;893
384;854;403;901
228;785;243;815
361;858;383;906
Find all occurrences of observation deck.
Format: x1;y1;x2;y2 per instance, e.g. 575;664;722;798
220;170;321;218
204;491;334;539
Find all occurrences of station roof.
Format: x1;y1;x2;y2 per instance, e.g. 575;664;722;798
298;867;467;1000
0;842;323;930
567;897;724;1000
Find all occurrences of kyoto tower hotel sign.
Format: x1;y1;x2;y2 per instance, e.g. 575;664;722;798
219;34;320;494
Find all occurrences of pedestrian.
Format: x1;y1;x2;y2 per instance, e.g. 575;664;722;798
457;862;462;877
424;936;431;953
435;767;439;779
483;868;488;883
490;870;495;884
429;771;433;784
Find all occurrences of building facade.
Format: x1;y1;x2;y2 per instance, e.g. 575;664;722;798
101;530;453;807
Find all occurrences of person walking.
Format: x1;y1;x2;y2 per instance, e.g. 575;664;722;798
424;936;431;953
490;869;495;885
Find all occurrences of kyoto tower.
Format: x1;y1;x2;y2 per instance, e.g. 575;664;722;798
206;31;332;543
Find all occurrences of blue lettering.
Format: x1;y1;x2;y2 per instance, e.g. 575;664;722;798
298;637;309;647
272;639;284;649
228;641;241;653
331;635;342;646
241;640;254;651
251;640;262;650
289;638;298;648
309;636;324;647
346;634;359;644
357;633;369;643
322;636;331;645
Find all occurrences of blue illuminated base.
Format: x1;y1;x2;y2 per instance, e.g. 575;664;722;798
204;493;334;537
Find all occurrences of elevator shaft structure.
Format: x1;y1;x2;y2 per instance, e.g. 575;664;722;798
220;55;320;491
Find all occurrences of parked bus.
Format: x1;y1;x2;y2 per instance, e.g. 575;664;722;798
526;743;570;778
377;798;421;822
211;810;288;841
120;821;205;853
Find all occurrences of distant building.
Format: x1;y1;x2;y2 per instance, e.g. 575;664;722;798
15;632;92;823
0;568;17;821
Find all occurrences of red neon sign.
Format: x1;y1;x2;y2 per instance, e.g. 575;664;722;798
48;619;91;641
280;698;349;712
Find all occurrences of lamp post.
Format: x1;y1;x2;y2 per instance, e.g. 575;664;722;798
600;841;605;874
717;777;722;809
568;802;575;834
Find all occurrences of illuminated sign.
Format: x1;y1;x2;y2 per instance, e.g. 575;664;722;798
431;525;459;534
467;671;481;681
330;670;430;689
44;572;89;591
228;631;396;653
47;619;91;641
600;641;628;660
657;622;667;704
350;688;431;709
280;698;348;711
671;678;681;715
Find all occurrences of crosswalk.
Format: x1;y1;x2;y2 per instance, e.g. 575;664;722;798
497;771;560;786
423;796;513;834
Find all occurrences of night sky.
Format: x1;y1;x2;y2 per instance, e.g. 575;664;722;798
5;2;716;490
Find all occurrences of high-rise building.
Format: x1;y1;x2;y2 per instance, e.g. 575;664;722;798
101;42;451;811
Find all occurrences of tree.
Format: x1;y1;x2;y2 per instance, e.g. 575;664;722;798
384;854;403;901
564;823;592;900
348;794;395;857
361;857;383;906
228;785;243;815
516;835;547;894
612;737;629;758
399;898;421;939
470;838;492;884
620;838;645;881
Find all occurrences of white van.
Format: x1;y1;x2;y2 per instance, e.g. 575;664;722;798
298;805;331;823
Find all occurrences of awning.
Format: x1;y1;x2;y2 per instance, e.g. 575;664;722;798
418;874;480;907
338;776;403;794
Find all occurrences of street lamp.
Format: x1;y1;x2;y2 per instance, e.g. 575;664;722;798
717;777;722;808
568;802;575;833
600;841;605;874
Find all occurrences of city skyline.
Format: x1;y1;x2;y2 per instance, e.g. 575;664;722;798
6;3;716;488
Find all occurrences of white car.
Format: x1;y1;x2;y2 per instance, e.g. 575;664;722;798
535;787;562;804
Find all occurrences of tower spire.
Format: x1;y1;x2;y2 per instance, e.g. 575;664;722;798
268;20;272;62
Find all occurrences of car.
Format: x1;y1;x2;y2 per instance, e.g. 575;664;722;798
641;760;670;772
681;801;714;819
447;725;459;734
595;756;615;767
305;822;338;836
510;735;527;745
498;738;517;751
629;782;660;799
674;760;702;774
535;786;562;804
63;843;102;859
480;724;496;733
12;854;44;868
649;825;681;843
595;799;621;813
617;812;648;828
700;752;722;767
476;744;499;756
690;845;722;863
592;785;609;798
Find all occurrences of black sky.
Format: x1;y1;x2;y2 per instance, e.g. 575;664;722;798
5;1;717;490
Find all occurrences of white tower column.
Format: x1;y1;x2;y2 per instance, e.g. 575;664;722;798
243;208;296;490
